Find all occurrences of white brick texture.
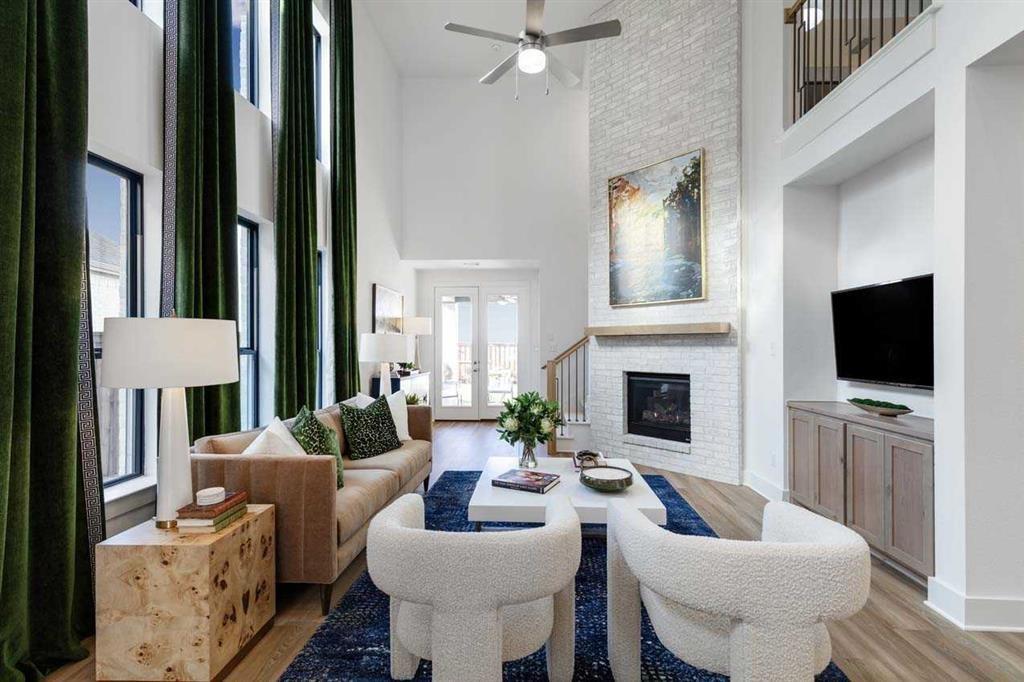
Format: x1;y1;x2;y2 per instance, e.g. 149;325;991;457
587;0;742;483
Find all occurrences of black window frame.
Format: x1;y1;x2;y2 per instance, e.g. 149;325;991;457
239;216;260;429
88;153;146;488
313;27;323;161
316;250;325;407
246;0;259;106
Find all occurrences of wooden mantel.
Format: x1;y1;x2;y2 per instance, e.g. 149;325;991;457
585;322;732;337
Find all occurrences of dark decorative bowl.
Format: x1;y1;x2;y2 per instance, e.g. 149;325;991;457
580;465;633;493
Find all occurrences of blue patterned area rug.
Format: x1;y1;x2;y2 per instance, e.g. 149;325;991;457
282;471;848;681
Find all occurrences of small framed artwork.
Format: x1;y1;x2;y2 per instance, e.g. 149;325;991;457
607;147;705;307
372;284;404;334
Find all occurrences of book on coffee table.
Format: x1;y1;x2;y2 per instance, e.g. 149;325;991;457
491;469;560;494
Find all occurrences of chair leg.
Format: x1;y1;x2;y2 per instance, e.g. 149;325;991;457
729;623;818;681
319;582;333;616
389;597;419;679
607;527;641;681
547;581;576;682
431;610;503;682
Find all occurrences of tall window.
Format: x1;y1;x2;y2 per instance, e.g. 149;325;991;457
316;250;325;407
232;0;258;105
313;27;323;161
238;218;259;429
87;155;144;486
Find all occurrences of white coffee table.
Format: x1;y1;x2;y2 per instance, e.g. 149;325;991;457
468;456;667;528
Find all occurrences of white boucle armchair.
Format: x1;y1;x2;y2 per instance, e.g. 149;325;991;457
607;499;870;681
367;493;582;682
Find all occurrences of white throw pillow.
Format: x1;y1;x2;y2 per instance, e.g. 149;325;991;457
386;391;411;441
242;417;307;455
341;393;374;409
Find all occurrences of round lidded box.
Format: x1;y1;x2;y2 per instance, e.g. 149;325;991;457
579;465;633;493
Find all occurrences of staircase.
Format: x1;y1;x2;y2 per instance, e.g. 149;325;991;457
543;335;591;455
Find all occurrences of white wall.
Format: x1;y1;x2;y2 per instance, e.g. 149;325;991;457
836;136;935;416
742;0;1024;629
353;1;417;394
400;77;588;362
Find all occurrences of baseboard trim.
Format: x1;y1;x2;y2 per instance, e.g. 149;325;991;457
927;576;1024;631
742;469;785;502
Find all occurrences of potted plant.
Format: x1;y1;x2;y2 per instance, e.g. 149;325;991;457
496;392;564;469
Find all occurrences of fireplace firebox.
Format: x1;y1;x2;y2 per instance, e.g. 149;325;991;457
625;372;691;443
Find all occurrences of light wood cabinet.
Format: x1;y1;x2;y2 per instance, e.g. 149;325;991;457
787;402;934;581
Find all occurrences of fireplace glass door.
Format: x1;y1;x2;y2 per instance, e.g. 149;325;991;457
625;372;691;443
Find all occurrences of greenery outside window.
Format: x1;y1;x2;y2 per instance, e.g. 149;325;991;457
87;154;145;486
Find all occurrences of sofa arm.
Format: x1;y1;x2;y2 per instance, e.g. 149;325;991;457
407;405;433;442
190;453;339;585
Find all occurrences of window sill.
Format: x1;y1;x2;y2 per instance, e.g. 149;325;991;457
104;475;157;521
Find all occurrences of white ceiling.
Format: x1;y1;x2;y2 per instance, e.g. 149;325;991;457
360;0;609;79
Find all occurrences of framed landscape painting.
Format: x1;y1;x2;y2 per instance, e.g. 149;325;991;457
372;284;404;334
607;148;705;306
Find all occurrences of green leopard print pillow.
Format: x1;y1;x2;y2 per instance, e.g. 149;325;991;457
291;406;343;488
338;395;401;460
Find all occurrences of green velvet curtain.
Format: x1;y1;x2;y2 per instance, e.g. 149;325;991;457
274;0;319;416
174;0;240;441
331;0;360;402
0;1;94;678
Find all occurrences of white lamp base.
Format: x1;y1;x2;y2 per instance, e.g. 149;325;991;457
379;362;393;396
156;386;193;528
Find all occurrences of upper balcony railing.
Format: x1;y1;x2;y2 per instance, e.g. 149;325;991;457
786;0;932;124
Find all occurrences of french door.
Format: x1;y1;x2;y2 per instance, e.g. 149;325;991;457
433;285;530;420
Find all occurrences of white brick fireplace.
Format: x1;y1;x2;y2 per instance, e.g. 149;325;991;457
586;0;741;484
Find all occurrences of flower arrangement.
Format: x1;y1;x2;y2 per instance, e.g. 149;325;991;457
496;392;564;468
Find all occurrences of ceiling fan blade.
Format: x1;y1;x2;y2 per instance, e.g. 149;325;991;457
525;0;545;36
546;53;581;89
480;52;518;85
444;22;519;44
543;20;621;47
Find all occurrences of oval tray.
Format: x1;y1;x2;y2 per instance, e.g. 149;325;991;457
847;399;913;417
580;465;634;493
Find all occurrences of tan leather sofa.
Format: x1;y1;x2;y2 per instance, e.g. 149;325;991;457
191;404;432;614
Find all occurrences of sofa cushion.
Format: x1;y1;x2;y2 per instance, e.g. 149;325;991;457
342;439;430;487
338;395;401;459
336;469;401;546
291;406;343;487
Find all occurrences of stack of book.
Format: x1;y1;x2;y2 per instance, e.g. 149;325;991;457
491;469;561;494
175;490;248;534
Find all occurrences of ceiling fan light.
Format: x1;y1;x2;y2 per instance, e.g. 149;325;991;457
518;46;546;74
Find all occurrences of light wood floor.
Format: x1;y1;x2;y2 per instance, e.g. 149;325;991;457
50;421;1024;681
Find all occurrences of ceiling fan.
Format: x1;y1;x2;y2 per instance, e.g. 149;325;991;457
444;0;621;92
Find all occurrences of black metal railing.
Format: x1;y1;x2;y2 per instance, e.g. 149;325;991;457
787;0;931;123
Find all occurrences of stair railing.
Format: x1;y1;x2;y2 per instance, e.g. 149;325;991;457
542;335;590;455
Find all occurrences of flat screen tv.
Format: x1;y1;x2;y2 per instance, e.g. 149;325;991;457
831;274;933;390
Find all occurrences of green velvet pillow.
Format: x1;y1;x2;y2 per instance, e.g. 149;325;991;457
291;406;343;488
338;395;402;460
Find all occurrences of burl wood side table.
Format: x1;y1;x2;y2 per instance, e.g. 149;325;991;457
96;504;275;681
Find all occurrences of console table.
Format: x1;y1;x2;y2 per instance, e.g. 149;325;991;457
95;505;276;681
787;401;933;583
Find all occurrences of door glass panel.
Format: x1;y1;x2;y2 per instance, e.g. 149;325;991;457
486;294;519;406
440;295;473;407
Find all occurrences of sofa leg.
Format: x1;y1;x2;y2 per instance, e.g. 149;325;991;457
424;474;430;492
319;582;334;616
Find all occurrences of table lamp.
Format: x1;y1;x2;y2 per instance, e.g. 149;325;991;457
101;317;239;528
401;316;433;369
359;332;414;396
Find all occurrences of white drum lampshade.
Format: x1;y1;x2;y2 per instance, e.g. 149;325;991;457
359;332;414;396
101;317;240;528
401;317;433;369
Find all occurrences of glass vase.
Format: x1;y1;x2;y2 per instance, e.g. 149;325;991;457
518;443;538;469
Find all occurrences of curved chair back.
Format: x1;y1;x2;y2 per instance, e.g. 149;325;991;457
368;494;582;612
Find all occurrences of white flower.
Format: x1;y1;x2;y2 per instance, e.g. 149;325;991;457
530;404;543;415
503;417;519;431
541;418;554;433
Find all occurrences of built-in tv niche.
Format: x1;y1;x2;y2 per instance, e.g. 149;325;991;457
625;372;691;443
